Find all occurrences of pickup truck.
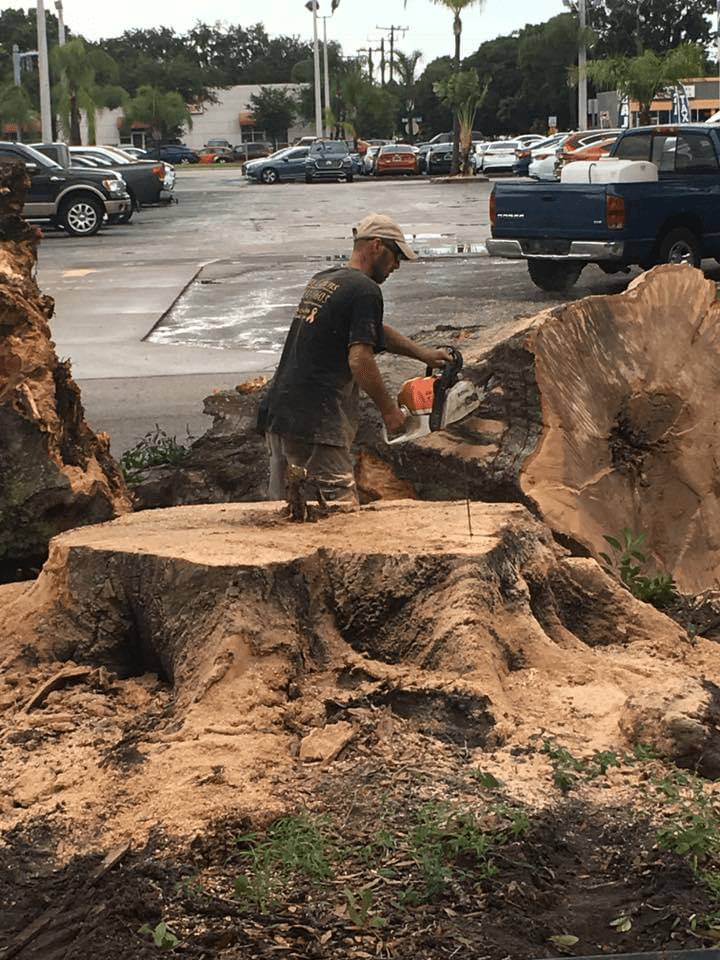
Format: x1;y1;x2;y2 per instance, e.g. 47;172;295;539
0;140;131;236
486;123;720;291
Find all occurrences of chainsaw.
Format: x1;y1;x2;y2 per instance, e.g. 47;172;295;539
383;346;480;445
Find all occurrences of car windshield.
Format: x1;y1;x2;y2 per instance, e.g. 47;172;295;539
381;145;414;154
310;142;347;154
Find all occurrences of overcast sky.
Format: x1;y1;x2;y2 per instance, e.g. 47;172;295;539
18;0;569;68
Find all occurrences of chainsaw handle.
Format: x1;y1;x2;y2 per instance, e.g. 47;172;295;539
424;345;463;376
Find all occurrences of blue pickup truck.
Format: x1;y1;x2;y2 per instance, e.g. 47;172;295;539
486;123;720;291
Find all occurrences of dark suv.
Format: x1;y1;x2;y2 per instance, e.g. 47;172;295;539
304;140;354;183
0;141;131;236
144;144;198;165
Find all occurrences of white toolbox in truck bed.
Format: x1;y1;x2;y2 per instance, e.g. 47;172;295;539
561;158;658;183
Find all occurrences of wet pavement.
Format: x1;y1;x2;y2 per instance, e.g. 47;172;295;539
32;167;643;455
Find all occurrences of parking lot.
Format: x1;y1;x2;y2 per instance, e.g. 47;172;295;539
33;166;645;455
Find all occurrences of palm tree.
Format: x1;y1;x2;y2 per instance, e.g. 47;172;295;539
51;39;127;144
393;49;423;141
412;0;486;172
0;84;37;142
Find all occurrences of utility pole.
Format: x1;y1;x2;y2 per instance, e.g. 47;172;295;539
357;46;381;84
375;24;407;83
36;0;53;142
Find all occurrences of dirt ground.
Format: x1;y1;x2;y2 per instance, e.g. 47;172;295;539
3;501;720;959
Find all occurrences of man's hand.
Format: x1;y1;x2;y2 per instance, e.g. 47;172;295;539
383;405;408;436
420;345;454;369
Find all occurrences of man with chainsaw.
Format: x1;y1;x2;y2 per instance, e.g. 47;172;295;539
261;212;452;503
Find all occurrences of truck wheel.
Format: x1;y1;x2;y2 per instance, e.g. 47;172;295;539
658;228;701;267
527;259;583;292
58;195;104;236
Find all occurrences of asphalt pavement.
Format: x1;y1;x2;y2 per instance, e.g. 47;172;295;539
31;166;638;457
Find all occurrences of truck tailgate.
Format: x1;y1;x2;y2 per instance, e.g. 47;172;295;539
492;182;608;240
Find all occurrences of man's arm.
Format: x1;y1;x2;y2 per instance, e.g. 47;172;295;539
348;343;406;434
383;325;453;368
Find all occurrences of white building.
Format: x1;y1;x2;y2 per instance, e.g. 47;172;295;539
91;83;315;150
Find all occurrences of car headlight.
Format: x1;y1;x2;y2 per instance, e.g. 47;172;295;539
103;179;124;195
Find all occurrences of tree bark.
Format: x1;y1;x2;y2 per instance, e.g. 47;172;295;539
0;160;131;578
358;264;720;594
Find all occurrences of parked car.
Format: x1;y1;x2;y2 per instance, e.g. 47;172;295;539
423;142;453;175
304;140;354;182
554;128;623;177
513;133;566;176
234;141;273;163
142;144;199;165
527;133;571;180
244;146;310;183
0;140;131;236
41;145;175;210
556;134;620;176
374;143;419;177
481;139;521;174
363;142;389;175
471;141;491;173
514;134;545;150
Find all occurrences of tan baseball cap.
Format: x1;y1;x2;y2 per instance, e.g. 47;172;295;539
352;213;418;261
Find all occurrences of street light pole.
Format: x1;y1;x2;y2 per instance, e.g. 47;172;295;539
578;0;587;130
36;0;53;142
322;16;331;137
54;0;65;44
306;1;322;139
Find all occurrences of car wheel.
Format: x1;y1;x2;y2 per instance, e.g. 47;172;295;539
527;258;584;292
261;168;279;184
657;227;701;267
58;195;104;237
216;157;230;164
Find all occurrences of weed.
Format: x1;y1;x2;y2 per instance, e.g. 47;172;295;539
467;769;504;789
139;920;180;949
344;887;387;929
408;802;504;899
234;812;337;912
177;877;209;902
610;914;632;932
358;827;397;865
600;529;678;608
540;739;587;792
119;425;192;486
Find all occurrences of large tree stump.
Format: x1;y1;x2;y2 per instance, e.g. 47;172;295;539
357;264;720;594
131;264;720;595
0;159;130;577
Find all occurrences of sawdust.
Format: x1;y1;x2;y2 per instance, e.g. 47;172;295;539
2;500;720;957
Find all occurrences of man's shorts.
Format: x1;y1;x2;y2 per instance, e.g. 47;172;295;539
266;432;358;503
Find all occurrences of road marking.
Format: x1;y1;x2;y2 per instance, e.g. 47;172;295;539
62;269;95;277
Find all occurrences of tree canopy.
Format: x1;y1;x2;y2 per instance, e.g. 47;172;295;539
586;0;717;58
586;42;706;124
0;3;717;146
